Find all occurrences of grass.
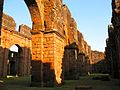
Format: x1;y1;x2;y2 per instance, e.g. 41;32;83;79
0;75;120;90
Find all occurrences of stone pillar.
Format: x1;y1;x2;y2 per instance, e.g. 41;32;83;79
53;33;64;85
77;53;85;76
19;47;31;76
2;48;9;77
31;31;64;86
0;46;4;77
42;32;55;86
31;32;44;86
63;43;79;80
26;47;31;75
31;0;65;87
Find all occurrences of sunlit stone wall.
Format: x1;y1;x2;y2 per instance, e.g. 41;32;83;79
0;13;32;77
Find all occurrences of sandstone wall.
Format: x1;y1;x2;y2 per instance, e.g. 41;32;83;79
62;4;92;78
91;51;105;64
0;0;93;86
2;13;16;31
44;0;64;35
0;13;32;77
24;0;44;33
91;50;107;73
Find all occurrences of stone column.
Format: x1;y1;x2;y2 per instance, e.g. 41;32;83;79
77;53;85;76
0;46;4;77
63;43;79;80
2;48;9;77
31;32;44;86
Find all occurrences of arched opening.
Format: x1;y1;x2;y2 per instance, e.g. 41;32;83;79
3;0;44;32
7;44;22;76
0;0;45;85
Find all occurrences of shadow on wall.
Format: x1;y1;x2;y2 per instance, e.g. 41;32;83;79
0;1;5;77
31;60;61;87
92;59;110;74
63;42;91;80
62;42;78;80
63;42;82;80
31;42;81;87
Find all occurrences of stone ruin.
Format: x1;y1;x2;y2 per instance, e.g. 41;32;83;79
105;0;120;79
91;51;108;73
0;13;32;77
29;0;93;86
0;0;105;87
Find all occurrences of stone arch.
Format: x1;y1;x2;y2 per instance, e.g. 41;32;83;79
24;0;44;33
0;0;44;32
7;44;23;76
0;12;32;77
1;32;32;76
0;0;44;76
0;0;64;86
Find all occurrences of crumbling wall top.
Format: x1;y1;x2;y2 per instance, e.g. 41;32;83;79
2;13;16;31
19;24;32;37
1;13;32;38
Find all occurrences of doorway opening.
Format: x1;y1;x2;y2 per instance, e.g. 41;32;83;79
7;45;22;76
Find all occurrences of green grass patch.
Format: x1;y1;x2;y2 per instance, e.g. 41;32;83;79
0;75;120;90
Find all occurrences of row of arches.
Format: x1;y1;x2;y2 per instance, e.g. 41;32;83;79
0;0;114;87
0;0;66;86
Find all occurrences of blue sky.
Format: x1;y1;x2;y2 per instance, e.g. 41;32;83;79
3;0;112;52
